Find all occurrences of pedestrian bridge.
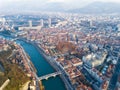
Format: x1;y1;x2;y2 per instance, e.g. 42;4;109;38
38;71;61;80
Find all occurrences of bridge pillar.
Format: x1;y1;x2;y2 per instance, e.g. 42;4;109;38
53;75;56;77
45;77;48;80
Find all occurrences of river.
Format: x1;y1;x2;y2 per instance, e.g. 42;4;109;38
0;35;66;90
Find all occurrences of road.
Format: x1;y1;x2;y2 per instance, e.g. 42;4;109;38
35;43;75;90
20;46;40;90
107;56;120;90
0;79;10;90
49;56;74;90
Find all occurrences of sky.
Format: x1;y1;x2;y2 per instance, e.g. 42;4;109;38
49;0;120;3
0;0;120;10
0;0;120;3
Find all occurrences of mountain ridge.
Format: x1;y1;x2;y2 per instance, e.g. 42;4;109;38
1;1;120;14
69;2;120;14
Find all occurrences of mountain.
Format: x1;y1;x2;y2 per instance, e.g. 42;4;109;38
69;2;120;14
0;1;65;13
1;1;120;14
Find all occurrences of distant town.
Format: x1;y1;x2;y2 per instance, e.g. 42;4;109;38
0;13;120;90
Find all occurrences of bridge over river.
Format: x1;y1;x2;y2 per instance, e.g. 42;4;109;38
38;71;61;80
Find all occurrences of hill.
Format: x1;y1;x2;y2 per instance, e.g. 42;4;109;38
69;2;120;14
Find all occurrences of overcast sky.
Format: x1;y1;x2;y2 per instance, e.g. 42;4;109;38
1;0;120;3
0;0;120;10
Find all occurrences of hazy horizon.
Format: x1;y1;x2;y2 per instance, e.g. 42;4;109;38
1;0;120;14
1;0;120;9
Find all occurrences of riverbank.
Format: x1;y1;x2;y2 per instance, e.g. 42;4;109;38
19;39;69;90
18;40;56;70
30;42;74;90
19;44;42;90
0;34;67;90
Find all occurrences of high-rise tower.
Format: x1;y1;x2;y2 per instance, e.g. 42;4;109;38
48;18;51;27
29;20;32;27
2;18;6;26
41;19;44;27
